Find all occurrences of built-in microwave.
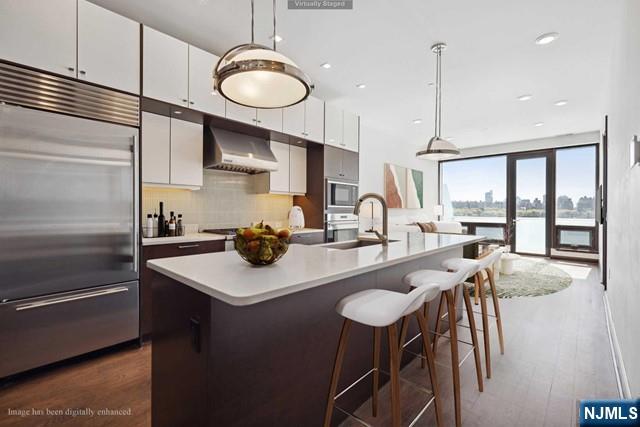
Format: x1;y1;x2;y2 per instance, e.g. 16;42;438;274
326;180;359;209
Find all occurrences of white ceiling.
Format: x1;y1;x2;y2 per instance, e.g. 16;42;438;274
91;0;621;148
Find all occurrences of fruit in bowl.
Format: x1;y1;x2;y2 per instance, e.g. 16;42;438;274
234;221;291;265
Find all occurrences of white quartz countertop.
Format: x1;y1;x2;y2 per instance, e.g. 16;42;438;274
147;232;484;306
142;233;227;246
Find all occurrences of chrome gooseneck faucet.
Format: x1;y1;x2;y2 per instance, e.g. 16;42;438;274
353;193;388;246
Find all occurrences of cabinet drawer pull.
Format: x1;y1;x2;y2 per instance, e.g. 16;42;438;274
189;101;194;105
181;98;188;103
67;67;75;72
178;244;200;249
15;287;128;311
79;70;86;75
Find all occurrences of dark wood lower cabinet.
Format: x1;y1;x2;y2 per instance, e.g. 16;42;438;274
140;239;225;341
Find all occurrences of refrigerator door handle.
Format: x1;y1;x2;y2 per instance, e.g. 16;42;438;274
133;133;140;273
14;287;129;311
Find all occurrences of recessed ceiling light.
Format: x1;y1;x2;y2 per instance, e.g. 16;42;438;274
517;94;533;101
534;122;544;127
535;32;559;45
210;90;217;95
270;34;283;43
554;99;568;106
356;83;366;89
174;111;182;115
412;119;422;124
320;62;331;69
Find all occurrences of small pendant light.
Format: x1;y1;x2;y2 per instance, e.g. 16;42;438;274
416;43;460;160
214;0;313;109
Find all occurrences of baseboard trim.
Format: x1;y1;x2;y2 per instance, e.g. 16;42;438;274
603;292;632;398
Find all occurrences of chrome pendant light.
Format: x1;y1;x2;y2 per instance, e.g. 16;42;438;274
214;0;312;109
416;43;460;160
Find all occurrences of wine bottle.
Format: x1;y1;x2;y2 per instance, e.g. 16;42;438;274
158;202;166;237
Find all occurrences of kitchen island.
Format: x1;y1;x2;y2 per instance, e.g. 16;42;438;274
147;232;483;427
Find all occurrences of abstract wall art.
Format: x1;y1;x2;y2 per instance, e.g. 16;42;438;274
384;163;424;209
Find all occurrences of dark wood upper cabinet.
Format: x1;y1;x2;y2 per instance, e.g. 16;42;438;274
341;149;359;182
324;145;359;181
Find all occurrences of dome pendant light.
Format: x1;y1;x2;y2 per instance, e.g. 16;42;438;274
213;0;313;109
416;43;460;160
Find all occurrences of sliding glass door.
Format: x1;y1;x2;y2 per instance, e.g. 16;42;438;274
508;153;552;255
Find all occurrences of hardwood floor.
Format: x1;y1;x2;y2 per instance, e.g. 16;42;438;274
0;343;150;427
0;260;618;427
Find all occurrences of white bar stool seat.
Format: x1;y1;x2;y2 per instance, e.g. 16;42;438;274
324;285;444;427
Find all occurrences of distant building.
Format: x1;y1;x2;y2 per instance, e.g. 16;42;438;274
485;190;494;205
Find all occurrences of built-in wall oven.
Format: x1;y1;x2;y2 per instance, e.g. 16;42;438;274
326;180;359;209
325;213;359;243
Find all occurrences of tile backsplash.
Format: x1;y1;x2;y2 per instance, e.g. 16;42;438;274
142;170;293;230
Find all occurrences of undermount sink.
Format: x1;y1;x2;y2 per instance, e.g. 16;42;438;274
321;239;399;250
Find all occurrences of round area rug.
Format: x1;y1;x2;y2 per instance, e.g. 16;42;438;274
472;258;572;298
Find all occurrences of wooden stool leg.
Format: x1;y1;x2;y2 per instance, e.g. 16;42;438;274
432;293;445;353
372;326;381;417
415;309;443;427
487;267;505;354
398;316;410;359
462;285;484;392
477;272;492;378
420;301;429;368
387;323;402;427
323;319;352;427
445;289;462;427
474;280;479;305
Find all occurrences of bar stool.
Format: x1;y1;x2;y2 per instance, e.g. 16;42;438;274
402;265;484;427
323;285;443;427
441;250;505;379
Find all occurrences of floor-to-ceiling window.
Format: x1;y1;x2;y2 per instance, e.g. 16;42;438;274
440;155;507;242
440;144;598;255
554;145;598;251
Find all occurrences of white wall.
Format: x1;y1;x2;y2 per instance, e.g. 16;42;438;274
604;0;640;397
358;120;439;221
458;131;600;159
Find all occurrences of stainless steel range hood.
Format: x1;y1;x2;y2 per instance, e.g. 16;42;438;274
204;126;278;174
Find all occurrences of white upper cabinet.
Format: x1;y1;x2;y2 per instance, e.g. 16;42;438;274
142;112;203;188
282;102;305;137
289;144;307;195
170;119;203;187
304;96;324;143
188;46;225;116
141;112;171;184
226;101;257;125
143;26;189;106
0;0;77;77
256;108;283;132
77;0;139;94
342;110;360;152
324;104;343;147
269;141;291;193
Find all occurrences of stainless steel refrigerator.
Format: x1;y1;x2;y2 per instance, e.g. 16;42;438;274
0;63;140;377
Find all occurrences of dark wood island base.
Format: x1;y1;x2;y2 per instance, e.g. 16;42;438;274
151;246;465;427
